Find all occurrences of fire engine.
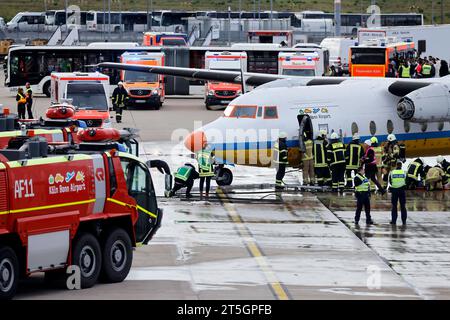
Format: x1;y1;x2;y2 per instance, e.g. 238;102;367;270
50;72;112;127
120;52;165;110
0;127;163;299
204;51;246;110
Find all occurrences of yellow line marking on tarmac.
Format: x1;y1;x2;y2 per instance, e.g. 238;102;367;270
216;188;290;300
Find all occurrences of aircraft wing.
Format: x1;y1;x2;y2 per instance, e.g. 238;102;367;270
96;62;285;86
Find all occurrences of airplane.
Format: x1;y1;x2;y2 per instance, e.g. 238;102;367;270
96;62;450;185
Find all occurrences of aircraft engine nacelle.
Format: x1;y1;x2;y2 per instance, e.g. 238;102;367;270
397;83;450;123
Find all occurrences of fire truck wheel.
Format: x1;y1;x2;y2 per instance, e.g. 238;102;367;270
72;233;102;289
101;228;133;283
0;246;19;300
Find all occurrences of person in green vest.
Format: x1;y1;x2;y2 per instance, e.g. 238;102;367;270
421;60;434;78
196;145;215;199
167;163;199;198
398;61;411;78
389;160;408;225
354;166;374;225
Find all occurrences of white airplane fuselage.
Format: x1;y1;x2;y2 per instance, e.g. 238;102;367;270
186;77;450;167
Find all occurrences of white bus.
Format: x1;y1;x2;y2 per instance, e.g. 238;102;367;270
45;10;89;31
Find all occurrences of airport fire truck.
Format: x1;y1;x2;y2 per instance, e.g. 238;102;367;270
50;72;112;127
120;52;165;110
204;51;246;110
0;127;163;299
278;51;322;77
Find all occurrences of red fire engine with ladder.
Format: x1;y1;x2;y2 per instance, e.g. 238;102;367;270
0;127;164;299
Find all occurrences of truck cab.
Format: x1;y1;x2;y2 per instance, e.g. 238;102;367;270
120;52;165;110
278;51;321;77
50;72;112;127
143;32;188;46
204;51;246;110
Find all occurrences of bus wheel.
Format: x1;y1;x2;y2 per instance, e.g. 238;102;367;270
216;168;233;186
0;246;19;300
100;228;132;283
72;232;102;289
43;81;51;97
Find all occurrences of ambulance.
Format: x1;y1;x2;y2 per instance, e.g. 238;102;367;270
278;51;322;77
50;72;112;127
204;51;246;110
120;52;165;110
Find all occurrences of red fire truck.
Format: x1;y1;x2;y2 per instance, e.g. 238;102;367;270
0;128;163;299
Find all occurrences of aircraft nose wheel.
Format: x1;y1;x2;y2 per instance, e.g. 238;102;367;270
216;168;233;186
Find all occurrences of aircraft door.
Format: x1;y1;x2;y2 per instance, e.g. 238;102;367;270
297;115;313;153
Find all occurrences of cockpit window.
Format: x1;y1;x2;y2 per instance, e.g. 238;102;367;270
264;106;278;119
225;105;257;118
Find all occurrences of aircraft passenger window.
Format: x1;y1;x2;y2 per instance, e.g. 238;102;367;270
404;121;411;133
421;123;427;132
387;120;394;134
351;122;358;135
232;106;257;118
264;106;278;119
369;121;377;136
438;122;444;131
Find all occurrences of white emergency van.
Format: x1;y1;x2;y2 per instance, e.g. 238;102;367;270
278;52;322;77
320;37;356;75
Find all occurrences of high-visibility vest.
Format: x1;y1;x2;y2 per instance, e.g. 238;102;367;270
354;173;370;192
426;167;444;182
327;142;346;166
175;166;192;182
401;66;411;78
303;139;313;161
422;64;432;75
346;143;363;169
314;139;327;168
17;93;26;104
407;161;421;180
373;146;383;168
390;169;406;189
26;87;32;98
273;142;288;164
197;150;214;176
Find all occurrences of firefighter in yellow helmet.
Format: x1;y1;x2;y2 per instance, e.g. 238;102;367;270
326;132;346;192
345;133;364;188
382;134;401;187
273;131;289;190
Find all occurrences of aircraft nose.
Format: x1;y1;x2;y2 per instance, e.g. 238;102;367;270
184;130;207;152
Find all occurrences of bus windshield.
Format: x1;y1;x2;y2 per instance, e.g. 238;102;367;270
351;48;385;65
282;69;316;77
66;83;108;110
161;38;187;46
124;71;158;83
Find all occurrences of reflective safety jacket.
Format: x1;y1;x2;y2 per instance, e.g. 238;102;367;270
175;166;193;182
16;93;26;105
354;173;370;192
345;141;364;169
389;169;406;189
400;65;411;78
196;149;215;177
314;139;328;168
383;143;400;167
112;87;129;106
303;139;314;161
373;145;383;168
441;160;450;180
426;166;445;183
273;141;288;165
407;160;423;181
422;63;432;76
327;141;346;166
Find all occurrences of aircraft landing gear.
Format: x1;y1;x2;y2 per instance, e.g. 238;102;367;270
215;165;233;186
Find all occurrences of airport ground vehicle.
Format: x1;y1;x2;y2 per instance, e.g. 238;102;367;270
278;52;322;77
143;32;188;46
120;52;165;109
320;37;356;74
349;40;416;77
6;12;45;31
50;72;112;127
358;25;450;62
0;127;163;299
247;30;293;46
204;51;246;110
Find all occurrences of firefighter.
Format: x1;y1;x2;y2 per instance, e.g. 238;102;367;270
437;155;450;184
112;81;129;123
327;132;346;192
425;165;445;191
406;158;425;190
301;132;315;186
345;133;364;188
389;160;408;225
382;134;399;188
16;87;27;119
196;145;215;199
273;132;289;189
25;82;33;119
167;163;199;198
370;136;384;188
362;139;386;194
354;166;374;225
314;130;330;187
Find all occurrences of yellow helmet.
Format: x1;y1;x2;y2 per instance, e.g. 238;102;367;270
370;136;378;144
